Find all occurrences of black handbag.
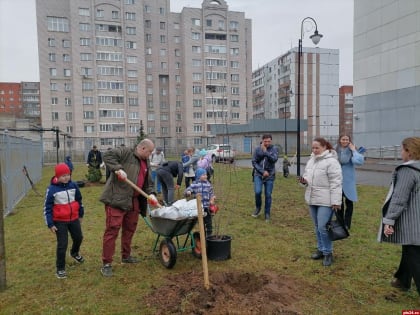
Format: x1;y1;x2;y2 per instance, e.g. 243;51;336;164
326;211;349;241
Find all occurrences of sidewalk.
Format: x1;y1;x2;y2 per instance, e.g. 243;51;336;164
297;156;399;173
356;158;400;173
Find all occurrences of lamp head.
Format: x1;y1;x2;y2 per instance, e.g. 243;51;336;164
310;30;323;45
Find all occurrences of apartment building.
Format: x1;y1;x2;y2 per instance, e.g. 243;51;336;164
36;0;251;152
252;47;340;149
339;85;353;137
21;82;41;125
0;82;22;116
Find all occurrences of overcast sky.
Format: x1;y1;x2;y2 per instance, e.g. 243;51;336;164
0;0;353;85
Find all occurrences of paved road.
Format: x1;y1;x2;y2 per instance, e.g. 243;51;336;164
234;158;396;187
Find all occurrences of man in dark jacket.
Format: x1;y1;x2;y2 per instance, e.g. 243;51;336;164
99;139;155;277
251;134;279;222
87;145;102;169
156;161;184;206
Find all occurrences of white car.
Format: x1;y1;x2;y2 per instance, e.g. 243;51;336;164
205;144;235;163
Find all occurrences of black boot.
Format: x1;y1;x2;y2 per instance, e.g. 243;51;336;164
311;250;323;260
323;254;333;266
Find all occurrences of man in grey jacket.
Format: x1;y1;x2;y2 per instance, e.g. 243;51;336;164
99;139;155;277
251;134;279;222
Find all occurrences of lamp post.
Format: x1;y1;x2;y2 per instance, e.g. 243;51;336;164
297;17;323;176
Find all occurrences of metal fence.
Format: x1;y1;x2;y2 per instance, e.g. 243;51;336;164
0;132;43;216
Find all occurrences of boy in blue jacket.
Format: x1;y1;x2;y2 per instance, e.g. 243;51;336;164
43;163;85;279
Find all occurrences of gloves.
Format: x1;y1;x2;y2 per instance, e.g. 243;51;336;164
100;162;105;168
209;204;219;215
116;169;127;181
147;194;158;206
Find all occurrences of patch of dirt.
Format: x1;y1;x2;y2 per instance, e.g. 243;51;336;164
145;270;305;314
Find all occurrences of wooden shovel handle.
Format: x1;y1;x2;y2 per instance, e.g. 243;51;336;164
115;171;162;208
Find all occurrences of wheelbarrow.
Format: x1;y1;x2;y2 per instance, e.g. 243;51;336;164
142;214;202;269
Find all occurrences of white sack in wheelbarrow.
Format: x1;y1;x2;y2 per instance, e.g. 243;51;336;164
150;198;199;219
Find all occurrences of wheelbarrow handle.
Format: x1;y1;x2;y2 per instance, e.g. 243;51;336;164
115;171;163;208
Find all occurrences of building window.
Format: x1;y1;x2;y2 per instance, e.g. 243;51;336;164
174;22;180;29
192;59;201;67
112;11;120;19
52;112;59;120
63;54;71;62
159;7;165;15
193;99;202;107
193;125;202;133
128;83;138;92
192;46;201;53
79;8;90;16
145;20;151;28
231;87;239;95
160;62;167;70
192;73;201;81
230;61;239;68
230;48;239;55
80;38;90;46
230;34;239;42
206;19;212;27
48;38;55;47
65;112;73;121
127;70;137;78
79;23;91;31
144;5;151;13
96;9;104;18
160;49;166;56
125;12;136;20
80;53;91;61
62;40;70;48
49;68;57;76
83;111;94;119
127;56;137;63
174;36;180;44
160;22;166;30
124;0;135;4
231;74;239;82
126;41;137;49
47;16;69;32
84;125;95;133
230;21;239;30
64;83;71;91
146;61;152;68
126;27;136;35
192;32;201;40
192;18;201;26
160;35;166;43
48;53;56;62
64;69;71;77
83;97;94;105
146;47;152;55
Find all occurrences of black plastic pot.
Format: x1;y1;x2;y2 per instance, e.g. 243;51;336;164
206;235;232;261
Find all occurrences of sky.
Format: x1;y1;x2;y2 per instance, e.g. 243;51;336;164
0;0;353;85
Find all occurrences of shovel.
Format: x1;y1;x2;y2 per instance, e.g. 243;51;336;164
22;165;41;196
116;172;163;208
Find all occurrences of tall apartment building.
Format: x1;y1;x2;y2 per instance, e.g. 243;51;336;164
21;82;41;125
36;0;251;152
339;85;353;137
251;47;340;148
353;0;420;147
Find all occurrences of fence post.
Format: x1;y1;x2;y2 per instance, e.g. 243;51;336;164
0;163;7;291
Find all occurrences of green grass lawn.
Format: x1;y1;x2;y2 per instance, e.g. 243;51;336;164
1;163;419;314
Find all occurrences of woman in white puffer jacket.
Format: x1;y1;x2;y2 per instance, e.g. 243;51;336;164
299;137;342;267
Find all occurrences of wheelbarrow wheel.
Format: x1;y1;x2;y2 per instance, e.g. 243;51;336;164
159;238;177;269
192;232;202;259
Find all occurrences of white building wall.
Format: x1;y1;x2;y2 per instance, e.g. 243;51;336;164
353;0;420;148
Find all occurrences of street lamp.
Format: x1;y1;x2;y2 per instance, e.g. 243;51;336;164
297;17;323;176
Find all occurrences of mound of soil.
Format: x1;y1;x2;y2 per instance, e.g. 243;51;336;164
145;270;304;314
